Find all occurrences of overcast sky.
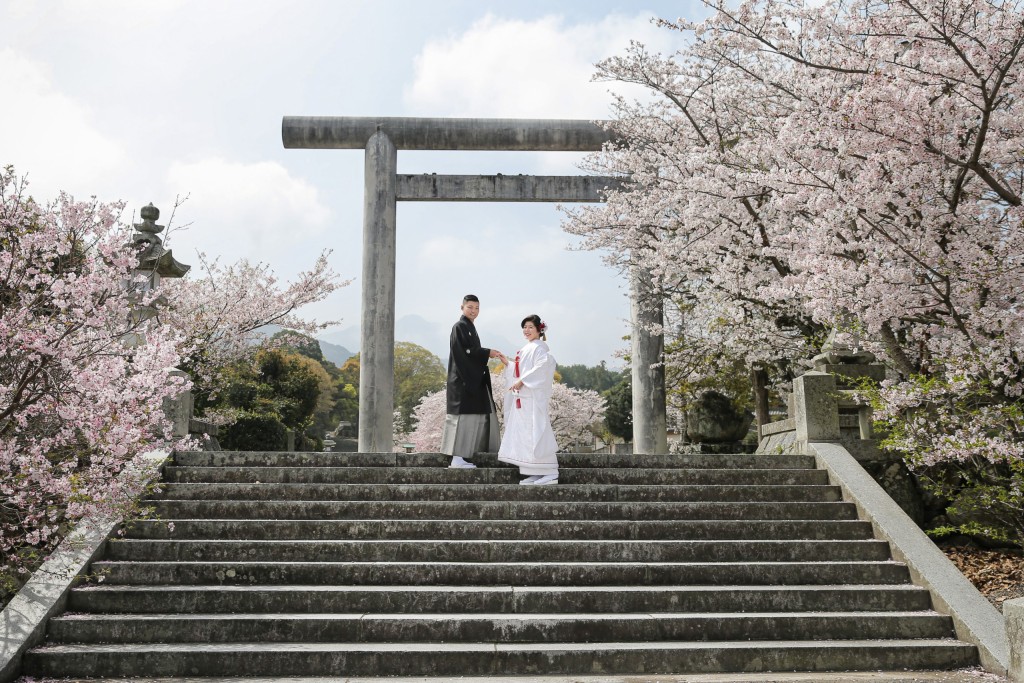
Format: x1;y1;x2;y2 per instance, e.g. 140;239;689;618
0;0;701;366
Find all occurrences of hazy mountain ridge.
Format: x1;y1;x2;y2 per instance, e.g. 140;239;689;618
318;314;517;364
318;339;354;366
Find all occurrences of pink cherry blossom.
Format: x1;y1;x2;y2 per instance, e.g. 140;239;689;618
565;0;1024;468
0;168;347;589
408;367;606;452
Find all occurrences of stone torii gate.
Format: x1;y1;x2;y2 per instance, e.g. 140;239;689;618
282;116;667;454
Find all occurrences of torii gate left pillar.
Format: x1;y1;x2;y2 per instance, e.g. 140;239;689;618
283;116;667;454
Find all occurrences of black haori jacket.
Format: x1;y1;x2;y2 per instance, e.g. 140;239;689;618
446;315;495;415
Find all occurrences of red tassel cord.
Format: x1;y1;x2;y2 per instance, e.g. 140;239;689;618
514;352;522;409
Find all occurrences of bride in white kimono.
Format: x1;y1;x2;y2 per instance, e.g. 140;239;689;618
498;315;559;485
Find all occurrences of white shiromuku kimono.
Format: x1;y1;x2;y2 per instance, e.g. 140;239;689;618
498;340;558;476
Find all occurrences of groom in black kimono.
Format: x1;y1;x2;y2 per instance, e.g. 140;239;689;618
441;294;507;468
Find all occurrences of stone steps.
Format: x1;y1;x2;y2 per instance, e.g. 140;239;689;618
68;584;935;613
26;674;1002;683
146;498;860;520
154;482;844;502
124;518;874;540
171;451;817;469
87;559;917;586
48;611;955;644
104;538;893;562
24;640;977;678
161;465;829;485
22;451;978;678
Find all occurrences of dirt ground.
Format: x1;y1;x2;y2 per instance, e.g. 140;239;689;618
943;545;1024;610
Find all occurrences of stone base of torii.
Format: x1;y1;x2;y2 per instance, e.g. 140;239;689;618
282;116;667;454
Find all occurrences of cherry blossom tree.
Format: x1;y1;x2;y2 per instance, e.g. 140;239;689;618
161;251;349;403
566;0;1024;539
408;367;606;452
0;169;186;590
0;168;348;595
548;382;608;450
567;0;1024;448
407;390;449;453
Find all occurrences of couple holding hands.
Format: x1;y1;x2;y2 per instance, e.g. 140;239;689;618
439;294;559;485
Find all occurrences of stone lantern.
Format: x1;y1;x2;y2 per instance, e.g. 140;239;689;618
128;203;198;440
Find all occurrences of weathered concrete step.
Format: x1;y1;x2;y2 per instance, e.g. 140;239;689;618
88;560;913;586
162;466;828;486
173;451;816;470
30;672;1005;683
22;639;978;677
48;611;955;644
146;499;859;521
152;483;843;503
68;584;933;614
124;519;874;541
105;539;892;563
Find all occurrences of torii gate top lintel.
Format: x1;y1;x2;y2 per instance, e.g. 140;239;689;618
282;116;613;152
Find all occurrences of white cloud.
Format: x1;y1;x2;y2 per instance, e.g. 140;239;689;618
0;47;126;200
404;13;681;119
163;158;331;266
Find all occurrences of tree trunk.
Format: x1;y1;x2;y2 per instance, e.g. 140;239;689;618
751;367;770;438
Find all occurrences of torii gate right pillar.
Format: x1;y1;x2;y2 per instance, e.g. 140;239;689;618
630;264;668;454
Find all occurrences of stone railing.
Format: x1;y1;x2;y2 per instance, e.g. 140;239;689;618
757;361;1010;676
0;451;168;682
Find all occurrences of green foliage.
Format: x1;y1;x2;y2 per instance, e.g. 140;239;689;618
256;351;321;427
271;330;355;445
325;343;445;438
272;329;324;363
603;377;633;442
220;413;289;451
858;374;1024;546
917;457;1024;546
559;362;623;393
332;356;361;436
208;348;328;451
663;337;755;415
393;342;446;434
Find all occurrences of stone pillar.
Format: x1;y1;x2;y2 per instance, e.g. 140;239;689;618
1006;598;1024;681
793;371;840;443
162;369;193;439
629;265;668;454
358;131;398;453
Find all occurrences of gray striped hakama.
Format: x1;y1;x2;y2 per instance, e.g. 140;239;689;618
440;412;499;459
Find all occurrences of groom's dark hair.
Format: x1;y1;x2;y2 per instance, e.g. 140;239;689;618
463;294;479;303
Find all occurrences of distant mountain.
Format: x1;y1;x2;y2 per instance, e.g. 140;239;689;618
316;316;519;365
396;314;449;359
319;339;353;367
318;326;360;351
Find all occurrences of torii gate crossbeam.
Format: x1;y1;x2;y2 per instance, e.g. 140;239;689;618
282;116;667;454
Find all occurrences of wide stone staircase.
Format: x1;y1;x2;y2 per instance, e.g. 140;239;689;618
22;450;978;678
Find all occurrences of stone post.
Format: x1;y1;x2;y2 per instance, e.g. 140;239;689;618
130;204;194;439
1006;598;1024;681
629;265;668;454
358;131;398;453
793;371;840;443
